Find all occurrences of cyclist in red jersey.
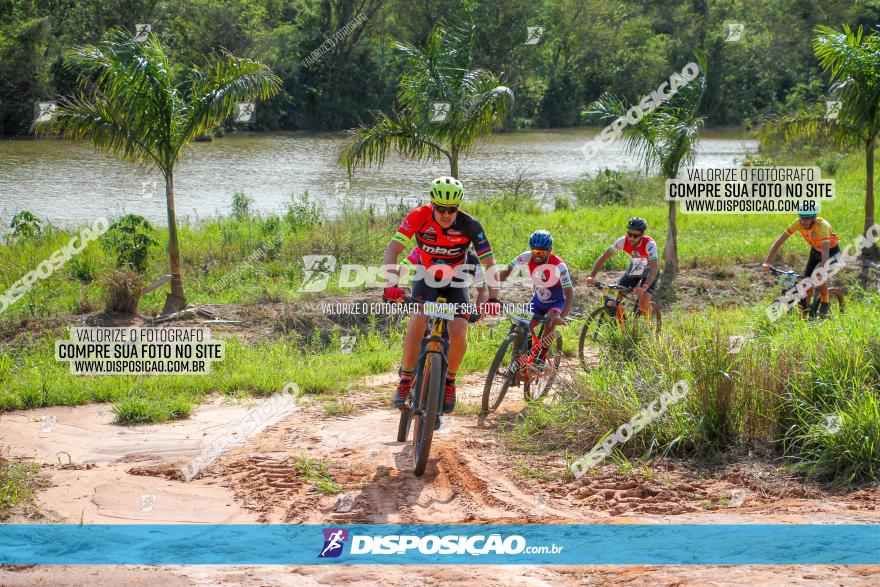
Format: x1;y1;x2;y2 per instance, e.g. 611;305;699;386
382;177;501;419
586;217;659;316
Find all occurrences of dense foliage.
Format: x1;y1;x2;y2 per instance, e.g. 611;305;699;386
2;0;878;136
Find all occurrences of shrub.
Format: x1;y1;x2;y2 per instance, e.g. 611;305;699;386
231;191;253;219
100;269;143;315
68;252;98;283
9;211;42;241
101;215;157;274
285;192;322;231
816;153;845;177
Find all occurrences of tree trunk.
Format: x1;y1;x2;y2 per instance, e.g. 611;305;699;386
449;152;459;178
859;137;879;285
866;138;878;255
163;171;187;313
662;200;678;280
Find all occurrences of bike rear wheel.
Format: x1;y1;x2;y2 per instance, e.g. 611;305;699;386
524;331;563;401
647;301;662;333
830;288;845;315
578;306;615;369
802;289;846;317
482;334;517;413
412;352;442;476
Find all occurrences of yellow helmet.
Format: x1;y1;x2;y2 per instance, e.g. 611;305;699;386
430;176;463;206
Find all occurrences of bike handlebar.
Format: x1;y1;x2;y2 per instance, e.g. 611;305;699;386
591;280;634;293
766;265;802;279
388;295;482;323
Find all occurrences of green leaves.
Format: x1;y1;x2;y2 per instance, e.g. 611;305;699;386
339;22;514;176
38;27;280;175
9;211;42;241
101;214;158;274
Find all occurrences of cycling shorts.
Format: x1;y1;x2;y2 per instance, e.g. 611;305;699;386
805;245;841;281
531;296;565;319
618;274;658;295
412;275;470;317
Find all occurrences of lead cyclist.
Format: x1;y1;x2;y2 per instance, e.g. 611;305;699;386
382;177;501;423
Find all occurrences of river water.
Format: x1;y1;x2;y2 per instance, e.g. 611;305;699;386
0;127;755;227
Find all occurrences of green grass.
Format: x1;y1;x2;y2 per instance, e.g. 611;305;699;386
0;459;41;519
1;147;874;320
0;316;510;423
291;454;344;495
507;296;880;483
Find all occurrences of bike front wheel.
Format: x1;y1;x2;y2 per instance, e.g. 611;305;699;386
578;306;615;370
412;352;442;476
482;334;517;413
524;331;563;402
396;407;412;442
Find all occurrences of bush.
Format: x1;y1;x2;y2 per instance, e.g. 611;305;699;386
101;269;144;315
816;153;845;177
9;211;42;241
572;170;660;207
101;215;158;274
231;191;253;219
68;252;98;283
285;192;322;231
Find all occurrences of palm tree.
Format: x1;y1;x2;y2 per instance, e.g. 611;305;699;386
762;25;880;269
585;53;708;280
338;21;514;178
38;27;280;313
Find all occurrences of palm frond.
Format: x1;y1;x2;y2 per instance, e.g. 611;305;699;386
177;52;281;158
337;111;449;174
40;93;160;168
760;106;863;150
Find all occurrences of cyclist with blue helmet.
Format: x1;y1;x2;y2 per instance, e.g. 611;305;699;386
498;229;574;347
762;200;840;318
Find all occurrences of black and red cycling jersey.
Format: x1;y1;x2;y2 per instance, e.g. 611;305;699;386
392;205;494;269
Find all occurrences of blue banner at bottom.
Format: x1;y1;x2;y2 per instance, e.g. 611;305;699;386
0;524;877;565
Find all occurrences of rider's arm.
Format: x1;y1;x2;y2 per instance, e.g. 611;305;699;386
642;259;659;289
820;240;830;268
763;231;791;267
560;286;574;318
383;240;406;285
468;219;500;299
480;256;500;300
589;249;614;279
497;254;526;283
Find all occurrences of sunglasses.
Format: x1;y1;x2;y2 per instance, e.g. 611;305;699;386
627;232;643;238
433;204;459;215
531;248;550;256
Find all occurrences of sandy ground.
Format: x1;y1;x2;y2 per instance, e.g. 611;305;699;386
1;368;878;585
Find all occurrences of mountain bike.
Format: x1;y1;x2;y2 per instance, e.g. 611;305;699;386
481;306;566;413
766;265;845;317
396;296;478;476
578;281;661;370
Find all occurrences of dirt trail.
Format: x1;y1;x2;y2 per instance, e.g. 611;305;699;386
2;369;878;585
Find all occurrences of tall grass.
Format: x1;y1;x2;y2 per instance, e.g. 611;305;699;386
0;313;509;423
0;458;41;519
510;298;880;483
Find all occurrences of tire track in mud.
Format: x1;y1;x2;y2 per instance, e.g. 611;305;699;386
197;364;880;528
199;371;576;524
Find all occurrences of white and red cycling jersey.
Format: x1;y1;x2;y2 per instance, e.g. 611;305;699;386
608;235;659;278
508;251;572;303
